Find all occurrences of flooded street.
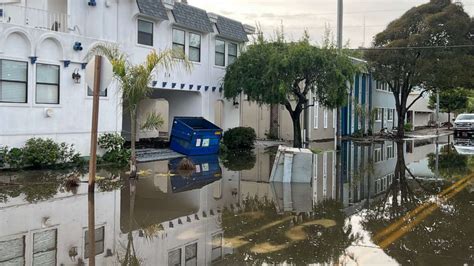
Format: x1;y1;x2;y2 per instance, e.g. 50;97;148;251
1;135;473;265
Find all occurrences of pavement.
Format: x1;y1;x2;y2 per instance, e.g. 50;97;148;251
404;127;453;139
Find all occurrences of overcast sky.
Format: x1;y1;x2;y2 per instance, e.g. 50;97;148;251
190;0;474;47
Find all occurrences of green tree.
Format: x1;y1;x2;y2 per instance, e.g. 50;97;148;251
224;35;355;147
428;88;468;128
365;0;474;138
86;44;191;177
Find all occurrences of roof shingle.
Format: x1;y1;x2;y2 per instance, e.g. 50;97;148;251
172;2;213;33
136;0;169;21
216;16;249;42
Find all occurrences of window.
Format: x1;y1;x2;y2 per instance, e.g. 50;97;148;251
138;19;153;46
84;227;105;259
374;148;383;163
168;249;182;266
185;243;197;266
173;29;186;59
228;43;238;65
386;145;394;159
188;33;201;62
0;59;27;103
211;233;223;262
0;236;25;265
33;229;57;265
36;64;59;104
87;85;107;97
376;108;383;121
314;101;319;129
215;39;225;66
387;109;393;121
323;109;328;129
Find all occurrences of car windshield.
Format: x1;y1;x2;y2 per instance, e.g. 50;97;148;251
456;114;474;120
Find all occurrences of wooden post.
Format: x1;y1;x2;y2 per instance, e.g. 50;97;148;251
88;191;96;266
88;55;102;192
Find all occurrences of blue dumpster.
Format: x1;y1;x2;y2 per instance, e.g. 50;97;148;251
170;117;223;155
169;155;222;193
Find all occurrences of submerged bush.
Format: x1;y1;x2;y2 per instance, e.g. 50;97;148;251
222;127;256;150
98;133;130;166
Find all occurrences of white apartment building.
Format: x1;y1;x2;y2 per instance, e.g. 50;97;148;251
0;0;254;154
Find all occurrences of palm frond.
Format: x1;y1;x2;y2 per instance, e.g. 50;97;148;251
141;112;164;131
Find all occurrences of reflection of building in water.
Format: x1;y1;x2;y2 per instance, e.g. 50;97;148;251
236;143;337;213
340;140;397;210
0;186;119;265
339;137;450;211
117;157;239;265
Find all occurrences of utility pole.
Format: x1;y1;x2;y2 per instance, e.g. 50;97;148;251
436;88;440;135
337;0;343;50
336;0;343;147
88;55;102;192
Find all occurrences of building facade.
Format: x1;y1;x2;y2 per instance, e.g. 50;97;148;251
0;0;253;154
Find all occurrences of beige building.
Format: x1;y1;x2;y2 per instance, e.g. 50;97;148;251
240;96;336;141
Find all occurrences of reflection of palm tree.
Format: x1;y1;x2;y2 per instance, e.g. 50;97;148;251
119;180;142;265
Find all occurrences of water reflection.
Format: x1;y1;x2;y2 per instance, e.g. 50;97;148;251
0;136;473;265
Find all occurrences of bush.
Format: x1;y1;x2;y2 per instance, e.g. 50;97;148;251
22;138;80;168
98;133;130;166
222;127;256;150
351;129;364;138
5;148;24;169
221;151;256;171
0;146;7;168
404;123;413;132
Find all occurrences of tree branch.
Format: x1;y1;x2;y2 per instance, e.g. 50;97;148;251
406;89;429;111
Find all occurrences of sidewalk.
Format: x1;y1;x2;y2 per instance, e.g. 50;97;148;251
404;127;453;139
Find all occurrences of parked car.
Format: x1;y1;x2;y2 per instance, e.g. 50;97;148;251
453;114;474;137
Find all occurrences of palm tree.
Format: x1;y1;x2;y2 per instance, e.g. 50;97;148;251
86;44;191;177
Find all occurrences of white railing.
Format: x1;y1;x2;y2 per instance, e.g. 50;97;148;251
0;4;69;32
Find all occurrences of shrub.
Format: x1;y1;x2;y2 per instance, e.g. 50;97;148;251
404;123;413;132
351;129;364;138
5;148;24;169
222;127;256;150
0;146;7;168
221;151;256;171
98;133;130;166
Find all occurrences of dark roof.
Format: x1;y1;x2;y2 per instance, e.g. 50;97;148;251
136;0;169;21
216;16;249;42
172;2;213;33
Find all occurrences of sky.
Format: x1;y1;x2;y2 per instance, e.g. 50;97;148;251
190;0;474;47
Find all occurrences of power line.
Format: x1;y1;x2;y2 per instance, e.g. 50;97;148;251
351;44;474;50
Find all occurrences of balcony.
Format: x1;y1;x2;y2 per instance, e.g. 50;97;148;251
0;4;69;32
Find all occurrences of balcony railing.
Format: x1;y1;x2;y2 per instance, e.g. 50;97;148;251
0;4;69;32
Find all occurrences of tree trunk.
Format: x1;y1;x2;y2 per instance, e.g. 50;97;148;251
292;113;303;148
129;109;138;178
397;114;406;139
270;104;279;139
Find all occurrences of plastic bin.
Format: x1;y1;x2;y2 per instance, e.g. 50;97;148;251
170;117;223;155
169;155;222;193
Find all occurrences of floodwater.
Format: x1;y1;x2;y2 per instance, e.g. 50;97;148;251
1;135;473;265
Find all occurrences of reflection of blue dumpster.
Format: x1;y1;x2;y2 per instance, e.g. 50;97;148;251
170;117;223;155
169;155;222;193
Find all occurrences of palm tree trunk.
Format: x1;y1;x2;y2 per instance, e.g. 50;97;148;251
130;108;138;178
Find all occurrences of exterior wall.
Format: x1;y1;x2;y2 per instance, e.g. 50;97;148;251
240;98;335;141
240;100;270;139
0;23;122;155
371;78;397;132
341;73;372;136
